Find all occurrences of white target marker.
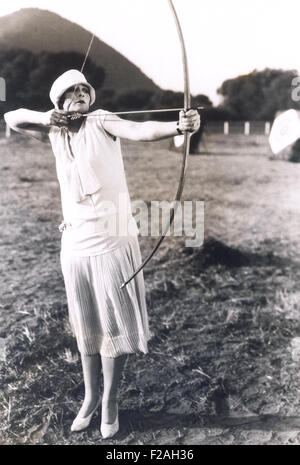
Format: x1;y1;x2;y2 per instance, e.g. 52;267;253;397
269;109;300;154
174;135;185;148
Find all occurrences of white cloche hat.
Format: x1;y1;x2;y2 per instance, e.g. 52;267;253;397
49;69;96;109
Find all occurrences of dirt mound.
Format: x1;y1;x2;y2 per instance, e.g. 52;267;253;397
185;238;293;270
190;238;250;268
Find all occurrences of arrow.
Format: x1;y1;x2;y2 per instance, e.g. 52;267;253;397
67;106;203;120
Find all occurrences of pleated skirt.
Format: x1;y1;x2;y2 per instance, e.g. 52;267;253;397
60;236;151;357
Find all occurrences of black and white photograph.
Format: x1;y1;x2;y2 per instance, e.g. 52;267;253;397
0;0;300;447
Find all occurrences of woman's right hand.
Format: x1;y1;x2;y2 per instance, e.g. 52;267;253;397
44;109;69;127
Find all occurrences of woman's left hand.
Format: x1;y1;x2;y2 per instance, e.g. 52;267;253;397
178;109;201;134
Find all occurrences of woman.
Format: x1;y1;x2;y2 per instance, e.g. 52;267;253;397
4;69;200;438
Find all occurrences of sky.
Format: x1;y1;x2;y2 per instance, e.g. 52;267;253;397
0;0;299;104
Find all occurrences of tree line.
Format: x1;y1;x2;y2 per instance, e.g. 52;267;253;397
0;49;299;121
0;49;211;120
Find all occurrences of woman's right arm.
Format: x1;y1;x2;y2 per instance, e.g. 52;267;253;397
4;109;68;143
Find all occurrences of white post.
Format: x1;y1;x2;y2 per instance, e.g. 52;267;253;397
244;121;250;135
0;77;5;102
224;121;229;135
5;123;11;138
265;122;271;135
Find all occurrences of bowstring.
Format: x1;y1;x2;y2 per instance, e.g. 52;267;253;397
67;34;95;112
80;34;95;73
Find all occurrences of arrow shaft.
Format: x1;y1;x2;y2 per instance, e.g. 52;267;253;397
75;106;203;118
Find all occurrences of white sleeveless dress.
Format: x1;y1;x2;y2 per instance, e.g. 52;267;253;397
48;110;151;357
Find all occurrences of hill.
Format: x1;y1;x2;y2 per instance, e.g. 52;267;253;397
0;8;159;93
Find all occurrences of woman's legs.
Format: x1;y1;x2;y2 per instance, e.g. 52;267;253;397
101;354;127;423
77;353;101;417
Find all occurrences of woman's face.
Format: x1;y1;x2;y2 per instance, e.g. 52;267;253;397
62;84;91;112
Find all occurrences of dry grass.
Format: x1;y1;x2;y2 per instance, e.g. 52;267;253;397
0;133;300;444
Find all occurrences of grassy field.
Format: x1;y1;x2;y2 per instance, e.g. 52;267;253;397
0;131;300;445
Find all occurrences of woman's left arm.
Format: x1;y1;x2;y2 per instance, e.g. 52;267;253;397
102;109;200;142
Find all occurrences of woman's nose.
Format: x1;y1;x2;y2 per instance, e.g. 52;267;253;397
75;87;84;97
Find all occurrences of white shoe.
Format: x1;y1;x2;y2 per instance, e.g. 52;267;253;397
100;406;119;439
71;398;101;432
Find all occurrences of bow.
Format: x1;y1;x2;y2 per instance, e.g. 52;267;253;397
120;0;191;288
78;0;191;289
